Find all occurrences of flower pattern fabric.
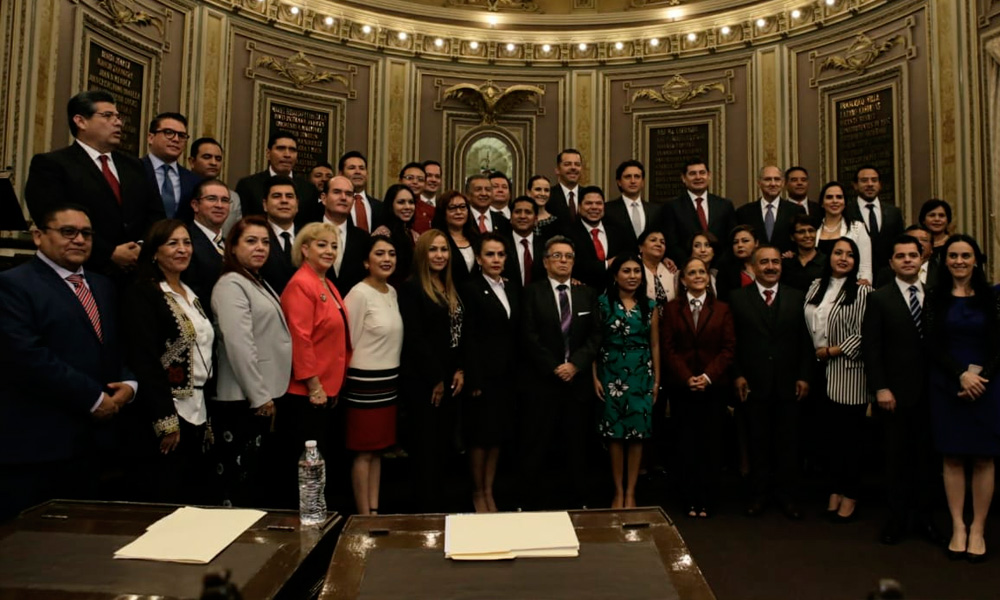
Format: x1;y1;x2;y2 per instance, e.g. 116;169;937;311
596;295;655;440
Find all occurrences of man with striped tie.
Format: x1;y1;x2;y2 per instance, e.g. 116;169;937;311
0;204;135;519
182;178;232;320
862;234;942;546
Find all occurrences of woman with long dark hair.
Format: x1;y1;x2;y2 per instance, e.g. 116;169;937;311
430;190;479;284
816;181;873;284
924;234;1000;561
803;236;872;522
594;253;659;508
373;183;418;286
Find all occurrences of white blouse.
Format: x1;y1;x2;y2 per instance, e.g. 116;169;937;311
804;276;845;349
159;281;213;425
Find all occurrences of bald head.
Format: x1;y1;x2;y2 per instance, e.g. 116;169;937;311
758;165;784;202
323;175;357;223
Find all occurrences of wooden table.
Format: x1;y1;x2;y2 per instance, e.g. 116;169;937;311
0;500;341;599
319;507;716;600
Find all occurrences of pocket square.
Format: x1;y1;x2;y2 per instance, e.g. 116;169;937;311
577;311;591;316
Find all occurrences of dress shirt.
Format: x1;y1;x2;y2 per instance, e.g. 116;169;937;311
625;196;646;233
420;194;437;207
76;139;120;181
857;197;882;231
458;245;475;272
353;191;375;226
759;197;779;222
148;153;182;204
805;276;845;348
484;273;511;317
269;221;296;252
755;280;778;304
192;219;223;250
322;215;349;275
583;221;608;260
471;207;495;232
919;262;928;284
560;183;580;213
513;231;534;279
644;262;676;303
549;276;573;314
895;277;923;306
687;189;710;225
159;280;213;425
790;198;810;214
36;251;137;411
686;290;713;383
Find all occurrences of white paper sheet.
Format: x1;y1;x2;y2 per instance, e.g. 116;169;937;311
114;506;266;564
444;511;580;560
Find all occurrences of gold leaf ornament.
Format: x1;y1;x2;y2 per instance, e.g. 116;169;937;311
631;75;724;109
820;34;905;75
97;0;165;35
255;52;349;89
443;80;545;125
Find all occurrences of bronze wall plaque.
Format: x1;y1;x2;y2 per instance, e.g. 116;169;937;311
86;41;146;156
835;88;894;205
648;124;710;203
268;102;331;177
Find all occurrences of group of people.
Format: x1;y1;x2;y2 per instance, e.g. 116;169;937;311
1;90;997;564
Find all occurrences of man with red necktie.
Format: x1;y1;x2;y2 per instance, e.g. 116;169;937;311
658;157;737;266
25;90;163;279
566;186;632;290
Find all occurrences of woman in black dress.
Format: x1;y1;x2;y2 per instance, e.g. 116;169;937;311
373;183;418;287
431;191;479;284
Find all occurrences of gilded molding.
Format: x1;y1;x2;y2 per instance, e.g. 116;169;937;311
629;74;725;109
442;80;545;125
97;0;164;36
808;16;917;87
630;0;681;6
254;51;349;89
444;0;539;12
820;34;906;75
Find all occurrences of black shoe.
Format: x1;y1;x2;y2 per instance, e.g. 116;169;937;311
967;549;988;564
745;498;766;517
779;501;803;521
832;510;856;524
946;547;966;560
880;520;906;545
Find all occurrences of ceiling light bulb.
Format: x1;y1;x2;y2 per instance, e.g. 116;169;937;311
686;33;697;42
289;5;299;15
542;44;551;52
578;43;587;51
649;38;660;47
398;32;408;40
791;9;802;18
487;15;498;26
361;25;372;34
434;38;444;47
826;0;835;4
720;26;731;35
756;18;766;27
324;16;334;26
614;42;624;50
666;8;682;19
506;43;515;52
469;41;479;50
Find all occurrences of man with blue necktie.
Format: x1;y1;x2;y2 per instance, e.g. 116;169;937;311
141;112;201;220
736;166;803;255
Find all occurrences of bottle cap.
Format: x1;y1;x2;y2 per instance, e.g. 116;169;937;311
305;440;317;448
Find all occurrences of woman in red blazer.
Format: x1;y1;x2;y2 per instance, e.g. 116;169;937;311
277;222;352;507
661;256;736;518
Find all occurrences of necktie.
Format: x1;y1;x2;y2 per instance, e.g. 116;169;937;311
66;274;103;342
764;203;775;240
353;194;369;232
521;238;533;286
98;155;121;205
557;284;571;361
866;203;879;236
908;285;922;334
160;163;177;217
691;297;702;328
280;231;292;257
213;232;225;255
695;197;708;231
567;191;576;220
478;213;487;234
630;202;643;237
763;288;774;306
591;228;606;261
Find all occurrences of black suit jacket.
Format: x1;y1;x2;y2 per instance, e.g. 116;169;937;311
327;224;368;297
259;227;297;295
874;262;940;291
24;143;164;275
846;200;905;273
520;279;602;398
181;224;224;319
502;232;548;290
0;258;129;463
735;199;804;254
444;232;479;285
141;156;202;220
862;282;928;405
547;185;579;222
728;283;813;401
567;219;633;290
234;170;318;219
789;199;823;219
660;192;738;264
605;196;663;246
460;275;520;391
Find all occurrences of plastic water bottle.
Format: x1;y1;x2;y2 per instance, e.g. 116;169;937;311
298;440;326;526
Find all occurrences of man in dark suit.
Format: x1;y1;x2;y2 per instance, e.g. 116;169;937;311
862;234;941;546
489;171;513;219
520;236;602;509
187;137;243;234
338;150;382;233
567;186;633;290
660;158;738;264
604;159;662;247
729;245;812;519
846;165;905;271
467;174;513;237
0;204;135;519
503;196;548;289
320;175;368;296
142;112;201;220
874;225;939;289
181;179;230;316
259;176;300;295
736;166;804;254
234;131;317;219
24;90;163;278
547;148;584;221
784;166;822;217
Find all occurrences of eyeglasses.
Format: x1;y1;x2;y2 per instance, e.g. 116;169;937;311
546;252;575;260
94;111;122;121
198;195;231;204
44;226;94;240
402;175;426;183
154;129;190;141
446;204;468;211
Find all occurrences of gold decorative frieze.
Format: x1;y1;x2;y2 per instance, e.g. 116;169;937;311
820;34;906;75
97;0;164;36
445;0;539;11
630;75;726;110
630;0;682;6
253;51;349;89
442;80;545;125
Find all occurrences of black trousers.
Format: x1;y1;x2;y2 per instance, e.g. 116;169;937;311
672;388;726;509
406;386;459;513
0;455;97;521
210;399;274;508
822;399;869;499
879;400;937;522
746;393;800;502
150;417;214;505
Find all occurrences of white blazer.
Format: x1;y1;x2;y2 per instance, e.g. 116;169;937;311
804;279;873;406
816;220;873;282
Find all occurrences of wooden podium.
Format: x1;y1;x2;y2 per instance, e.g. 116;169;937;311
0;500;341;599
319;508;716;600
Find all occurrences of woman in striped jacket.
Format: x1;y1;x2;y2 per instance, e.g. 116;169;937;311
803;236;872;523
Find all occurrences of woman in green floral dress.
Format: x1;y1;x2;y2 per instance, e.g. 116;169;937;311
594;253;660;508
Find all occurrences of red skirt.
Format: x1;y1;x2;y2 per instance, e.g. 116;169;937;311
345;405;397;451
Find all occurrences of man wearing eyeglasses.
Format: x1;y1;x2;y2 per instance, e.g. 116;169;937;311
0;204;135;519
142;112;202;220
25;90;164;279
